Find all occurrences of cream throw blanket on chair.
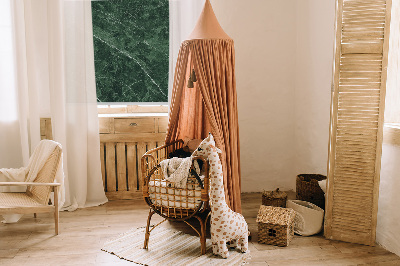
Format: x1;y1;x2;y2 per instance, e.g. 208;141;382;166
0;140;65;223
159;157;200;188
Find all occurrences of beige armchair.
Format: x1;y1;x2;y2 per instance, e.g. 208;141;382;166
0;145;62;234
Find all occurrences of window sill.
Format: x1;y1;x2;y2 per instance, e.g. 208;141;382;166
98;113;167;118
97;104;168;117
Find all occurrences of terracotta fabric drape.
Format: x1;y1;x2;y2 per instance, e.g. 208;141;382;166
166;39;241;213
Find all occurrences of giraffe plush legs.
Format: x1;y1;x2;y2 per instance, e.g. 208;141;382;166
212;242;218;254
212;237;248;259
238;236;249;253
213;241;229;259
227;239;237;249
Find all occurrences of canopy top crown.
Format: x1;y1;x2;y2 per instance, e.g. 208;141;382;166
188;0;231;40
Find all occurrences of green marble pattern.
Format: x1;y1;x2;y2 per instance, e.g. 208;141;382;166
92;0;169;103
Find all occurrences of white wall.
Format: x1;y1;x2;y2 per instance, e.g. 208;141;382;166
294;1;335;177
212;0;335;192
377;142;400;256
212;1;400;254
377;2;400;256
212;0;297;192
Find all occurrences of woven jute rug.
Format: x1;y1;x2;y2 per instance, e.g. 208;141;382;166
102;226;250;265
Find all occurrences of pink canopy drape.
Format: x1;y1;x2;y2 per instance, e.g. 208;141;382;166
166;38;242;213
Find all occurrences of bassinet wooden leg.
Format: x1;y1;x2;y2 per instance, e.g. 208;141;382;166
199;218;206;255
144;209;155;249
194;214;209;255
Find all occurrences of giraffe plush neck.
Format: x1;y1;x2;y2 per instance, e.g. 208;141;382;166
200;140;225;208
192;134;248;258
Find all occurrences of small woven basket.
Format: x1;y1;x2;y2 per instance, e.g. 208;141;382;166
296;174;326;209
262;188;287;208
257;205;296;247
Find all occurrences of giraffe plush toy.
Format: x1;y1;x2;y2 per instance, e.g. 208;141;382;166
192;133;248;258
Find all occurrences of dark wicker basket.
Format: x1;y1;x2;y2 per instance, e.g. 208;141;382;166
296;174;326;209
262;188;287;208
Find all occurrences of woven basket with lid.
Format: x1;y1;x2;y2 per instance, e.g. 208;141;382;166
262;188;287;208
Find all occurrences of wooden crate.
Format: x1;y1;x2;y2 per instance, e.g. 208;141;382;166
99;115;168;200
40;115;169;201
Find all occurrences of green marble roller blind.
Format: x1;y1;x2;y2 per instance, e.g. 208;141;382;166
92;0;169;103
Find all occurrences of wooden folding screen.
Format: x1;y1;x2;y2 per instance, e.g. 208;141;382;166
325;0;392;245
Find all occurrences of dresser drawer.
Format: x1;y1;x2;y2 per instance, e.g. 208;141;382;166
114;118;155;133
157;117;168;133
99;117;114;134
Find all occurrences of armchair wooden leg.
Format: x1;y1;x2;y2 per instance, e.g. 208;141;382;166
54;186;59;235
144;209;155;249
34;213;37;218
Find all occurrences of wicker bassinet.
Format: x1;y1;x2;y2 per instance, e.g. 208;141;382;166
141;140;210;254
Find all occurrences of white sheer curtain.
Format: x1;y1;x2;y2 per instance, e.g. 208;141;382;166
168;0;204;104
0;0;24;169
0;0;107;211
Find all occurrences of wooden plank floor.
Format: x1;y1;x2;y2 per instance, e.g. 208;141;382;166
1;192;399;265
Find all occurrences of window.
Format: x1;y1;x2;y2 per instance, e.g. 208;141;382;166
92;0;169;103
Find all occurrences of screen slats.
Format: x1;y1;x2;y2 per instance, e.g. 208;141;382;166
325;0;392;245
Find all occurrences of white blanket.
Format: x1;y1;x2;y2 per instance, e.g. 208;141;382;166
159;157;199;188
0;140;65;223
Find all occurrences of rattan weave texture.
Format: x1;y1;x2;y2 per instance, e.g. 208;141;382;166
257;205;296;247
27;148;60;205
296;174;326;210
262;188;287;208
0;193;42;207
